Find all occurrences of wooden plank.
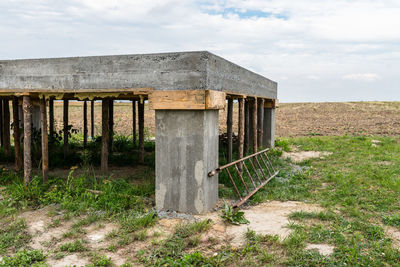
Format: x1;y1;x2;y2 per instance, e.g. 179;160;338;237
257;98;264;148
49;97;55;140
132;100;137;146
205;90;226;109
3;99;11;158
149;90;226;110
83;100;88;148
101;99;109;173
12;97;22;171
227;98;233;163
90;100;95;138
63;99;69;159
138;101;145;164
264;99;278;108
40;96;49;183
244;99;249;155
23;95;32;186
238;98;245;168
252;98;258;153
108;100;114;153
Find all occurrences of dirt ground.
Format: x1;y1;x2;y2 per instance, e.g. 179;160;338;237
50;101;400;138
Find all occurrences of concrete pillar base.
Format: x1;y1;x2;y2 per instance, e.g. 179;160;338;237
263;108;276;148
155;110;219;214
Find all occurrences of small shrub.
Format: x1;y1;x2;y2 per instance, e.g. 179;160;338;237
0;249;46;266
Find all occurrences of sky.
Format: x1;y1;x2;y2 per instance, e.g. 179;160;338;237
0;0;399;103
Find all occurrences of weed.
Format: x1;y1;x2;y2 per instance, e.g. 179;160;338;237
0;249;46;266
0;219;30;254
88;253;112;267
59;240;87;252
221;204;249;225
382;214;400;228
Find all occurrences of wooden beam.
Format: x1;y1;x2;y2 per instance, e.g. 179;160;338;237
252;98;258;153
90;100;95;138
3;99;11;158
40;96;49;183
108;100;114;153
49;97;55;140
83;100;88;148
132;100;137;146
63;99;69;159
257;98;264;148
238;98;245;168
227;98;233;163
138;101;145;164
0;99;3;147
101;99;109;173
149;90;226;110
23;95;32;186
264;99;278;108
12;97;22;171
244;99;250;155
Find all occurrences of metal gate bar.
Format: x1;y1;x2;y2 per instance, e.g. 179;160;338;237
208;148;279;208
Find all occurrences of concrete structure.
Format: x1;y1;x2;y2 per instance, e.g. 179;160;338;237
0;51;277;214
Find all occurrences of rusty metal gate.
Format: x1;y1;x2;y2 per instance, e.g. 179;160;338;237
208;148;279;208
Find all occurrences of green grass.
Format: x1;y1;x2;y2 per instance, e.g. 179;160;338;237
0;135;399;266
0;249;46;267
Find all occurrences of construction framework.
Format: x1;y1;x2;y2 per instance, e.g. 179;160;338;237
0;51;278;214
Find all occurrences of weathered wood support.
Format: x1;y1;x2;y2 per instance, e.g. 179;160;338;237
252;98;258;153
49;97;55;140
40;97;49;183
63;99;69;159
90;100;95;138
238;98;245;168
101;99;109;173
3;99;11;158
138;100;145;164
12;97;22;171
108;100;114;152
83;100;88;148
23;95;32;186
132;100;137;146
227;98;233;163
257;98;264;148
0;99;3;147
244;99;249;155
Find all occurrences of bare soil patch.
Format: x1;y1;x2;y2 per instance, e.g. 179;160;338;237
282;151;332;163
306;243;335;256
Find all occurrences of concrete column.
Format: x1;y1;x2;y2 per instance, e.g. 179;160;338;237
155;110;219;214
263;108;276;148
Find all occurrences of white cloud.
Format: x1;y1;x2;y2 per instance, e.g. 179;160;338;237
0;0;399;102
342;73;380;82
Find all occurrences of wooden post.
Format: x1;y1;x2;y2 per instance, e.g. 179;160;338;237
227;98;233;163
108;100;114;152
12;97;22;171
49;97;54;140
257;98;264;148
132;100;137;146
90;100;95;138
101;98;109;173
40;97;49;183
3;99;11;158
23;95;32;186
138;100;145;164
0;99;3;147
238;98;244;160
244;99;250;155
252;98;258;153
83;100;88;148
63;99;69;159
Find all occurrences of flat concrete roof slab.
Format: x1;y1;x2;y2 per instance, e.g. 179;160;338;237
0;51;277;99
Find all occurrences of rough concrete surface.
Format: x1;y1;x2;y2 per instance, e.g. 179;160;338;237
155;110;219;214
0;51;277;99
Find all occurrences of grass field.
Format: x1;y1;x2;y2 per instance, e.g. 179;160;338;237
0;102;399;266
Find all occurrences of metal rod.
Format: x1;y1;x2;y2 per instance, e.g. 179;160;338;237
243;162;257;188
248;157;263;184
264;153;276;173
208;148;270;177
225;168;242;199
254;155;268;181
234;164;249;194
260;152;273;176
233;171;279;208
